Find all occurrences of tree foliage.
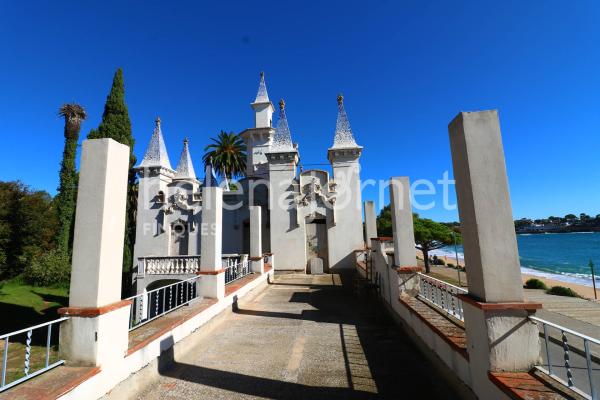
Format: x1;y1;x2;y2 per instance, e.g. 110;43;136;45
376;205;460;273
0;182;61;282
56;103;86;255
202;131;247;180
87;68;137;276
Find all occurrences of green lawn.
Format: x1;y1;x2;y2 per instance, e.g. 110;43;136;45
0;279;68;387
0;279;68;334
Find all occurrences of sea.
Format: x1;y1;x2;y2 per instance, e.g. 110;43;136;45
432;232;600;288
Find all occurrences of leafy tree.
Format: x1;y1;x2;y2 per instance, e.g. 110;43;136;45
413;215;459;273
376;206;460;273
56;104;86;255
88;68;137;275
202;131;247;180
0;182;59;280
564;214;577;221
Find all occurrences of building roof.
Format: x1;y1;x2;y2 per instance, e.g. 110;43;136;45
254;71;270;103
138;117;173;170
331;94;359;149
270;99;296;152
174;138;196;180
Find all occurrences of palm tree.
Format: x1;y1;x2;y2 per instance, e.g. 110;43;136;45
202;131;246;180
56;103;87;254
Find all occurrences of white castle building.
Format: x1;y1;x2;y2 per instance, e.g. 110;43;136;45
132;73;364;292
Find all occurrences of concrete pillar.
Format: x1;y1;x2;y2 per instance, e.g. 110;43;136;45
58;139;131;367
389;177;420;299
448;111;541;397
249;206;264;274
389;177;417;268
363;201;377;249
199;186;225;299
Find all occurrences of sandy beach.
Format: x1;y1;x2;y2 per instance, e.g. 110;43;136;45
419;252;600;301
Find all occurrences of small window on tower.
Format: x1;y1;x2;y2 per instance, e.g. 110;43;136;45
157;191;165;204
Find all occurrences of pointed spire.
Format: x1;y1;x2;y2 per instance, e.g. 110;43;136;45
174;137;197;180
270;99;295;152
331;94;358;148
254;71;270;103
139;117;173;170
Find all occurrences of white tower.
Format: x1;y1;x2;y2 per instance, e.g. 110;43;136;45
327;95;364;269
133;117;174;264
240;72;275;178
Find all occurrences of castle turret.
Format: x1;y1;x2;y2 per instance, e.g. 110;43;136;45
133;117;174;267
327;95;364;269
266;99;305;270
174;138;197;182
240;72;276;178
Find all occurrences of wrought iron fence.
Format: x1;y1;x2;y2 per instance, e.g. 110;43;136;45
530;316;599;400
417;273;468;321
224;259;251;285
127;276;201;331
0;317;69;392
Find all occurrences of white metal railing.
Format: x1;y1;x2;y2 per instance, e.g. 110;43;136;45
417;273;468;321
0;317;69;392
127;276;201;331
224;259;251;285
138;256;201;276
530;316;599;400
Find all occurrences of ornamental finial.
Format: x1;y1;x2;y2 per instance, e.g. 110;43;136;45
279;99;285;110
183;137;188;145
155;116;161;127
337;94;344;105
260;71;264;78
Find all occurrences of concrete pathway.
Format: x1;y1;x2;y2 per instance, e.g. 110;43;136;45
139;273;461;399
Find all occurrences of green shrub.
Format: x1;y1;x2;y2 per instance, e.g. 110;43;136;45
525;278;548;290
546;286;579;298
433;258;446;266
447;263;455;268
23;249;70;286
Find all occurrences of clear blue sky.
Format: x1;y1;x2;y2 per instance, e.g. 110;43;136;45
1;1;598;222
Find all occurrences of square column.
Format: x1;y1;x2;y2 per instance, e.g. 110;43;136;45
199;186;225;299
389;177;420;298
59;139;131;367
448;111;541;397
249;206;264;274
363;201;377;249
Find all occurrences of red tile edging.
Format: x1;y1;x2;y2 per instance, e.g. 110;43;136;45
457;294;542;311
58;299;132;317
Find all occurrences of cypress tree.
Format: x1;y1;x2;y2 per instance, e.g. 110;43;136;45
88;68;137;280
57;104;87;255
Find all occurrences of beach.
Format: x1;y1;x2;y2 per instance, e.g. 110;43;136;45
424;252;599;300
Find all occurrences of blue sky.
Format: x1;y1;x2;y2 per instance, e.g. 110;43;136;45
0;1;598;222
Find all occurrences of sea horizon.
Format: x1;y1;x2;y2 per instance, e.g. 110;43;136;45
432;231;600;288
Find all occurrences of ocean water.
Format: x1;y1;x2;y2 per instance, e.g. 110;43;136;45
432;232;600;288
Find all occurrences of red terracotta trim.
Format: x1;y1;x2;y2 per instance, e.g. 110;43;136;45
53;366;101;399
398;296;469;360
457;294;542;311
196;268;226;275
264;264;272;273
263;252;273;256
58;299;132;317
249;256;263;261
395;265;423;273
371;236;393;242
488;371;569;399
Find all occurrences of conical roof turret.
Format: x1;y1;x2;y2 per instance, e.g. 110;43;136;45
174;138;196;180
139;117;173;170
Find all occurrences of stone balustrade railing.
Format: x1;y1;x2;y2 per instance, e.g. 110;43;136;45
139;256;201;275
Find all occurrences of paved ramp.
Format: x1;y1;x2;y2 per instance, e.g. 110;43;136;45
139;273;461;399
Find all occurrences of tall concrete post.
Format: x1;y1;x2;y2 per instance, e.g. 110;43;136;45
249;206;264;274
389;177;420;298
363;201;377;249
199;186;225;299
58;139;131;367
448;111;540;397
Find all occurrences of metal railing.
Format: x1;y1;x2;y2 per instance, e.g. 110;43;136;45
417;273;468;321
0;317;69;392
224;259;251;285
137;256;201;276
127;276;201;331
530;316;599;400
